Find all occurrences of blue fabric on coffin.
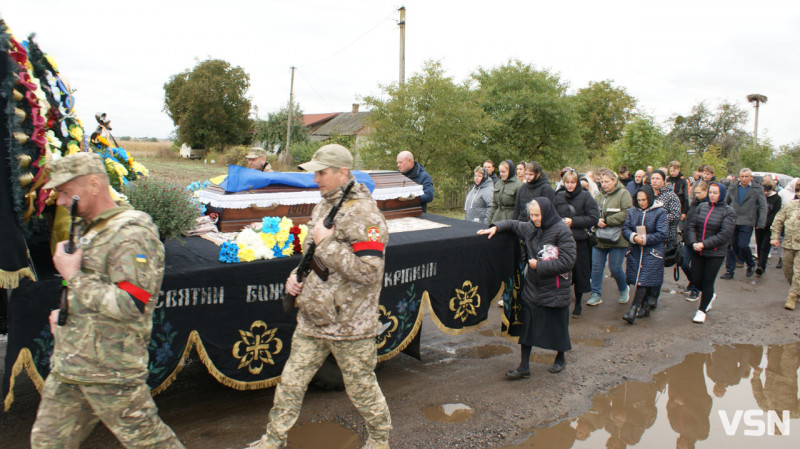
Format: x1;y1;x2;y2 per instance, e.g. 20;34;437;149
220;165;375;193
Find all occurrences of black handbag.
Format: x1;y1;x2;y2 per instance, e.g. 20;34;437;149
596;226;622;243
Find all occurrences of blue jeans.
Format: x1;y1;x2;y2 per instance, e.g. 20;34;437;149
726;225;754;274
591;247;627;295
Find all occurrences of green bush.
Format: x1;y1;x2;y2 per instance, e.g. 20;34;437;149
122;178;202;240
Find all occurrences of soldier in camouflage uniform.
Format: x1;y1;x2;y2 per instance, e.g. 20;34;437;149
249;144;392;449
30;152;184;449
771;183;800;310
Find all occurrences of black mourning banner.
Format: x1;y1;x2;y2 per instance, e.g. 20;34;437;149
3;214;519;409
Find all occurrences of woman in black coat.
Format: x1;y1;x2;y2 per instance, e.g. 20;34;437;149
553;169;600;317
513;161;556;221
479;197;576;377
686;182;736;324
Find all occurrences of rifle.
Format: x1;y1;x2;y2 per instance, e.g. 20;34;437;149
57;196;80;326
282;180;355;315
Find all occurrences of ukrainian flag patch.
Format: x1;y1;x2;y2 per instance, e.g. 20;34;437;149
135;254;147;263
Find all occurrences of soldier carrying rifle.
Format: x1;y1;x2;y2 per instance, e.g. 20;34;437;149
31;152;184;449
249;144;392;449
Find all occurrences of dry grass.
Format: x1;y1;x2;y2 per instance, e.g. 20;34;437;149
125;140;228;187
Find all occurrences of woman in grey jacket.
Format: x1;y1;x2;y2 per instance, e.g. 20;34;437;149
465;166;494;224
479;197;576;377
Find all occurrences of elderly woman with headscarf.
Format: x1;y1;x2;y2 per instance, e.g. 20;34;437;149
686;182;736;323
621;185;668;324
479;197;576;377
771;180;800;310
464;166;493;224
488;160;523;223
513;161;555;222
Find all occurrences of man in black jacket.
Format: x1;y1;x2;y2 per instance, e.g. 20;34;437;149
397;151;434;213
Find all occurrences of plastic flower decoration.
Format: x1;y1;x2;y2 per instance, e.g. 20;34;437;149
219;217;303;263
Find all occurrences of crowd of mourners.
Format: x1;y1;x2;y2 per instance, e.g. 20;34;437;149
469;159;800;378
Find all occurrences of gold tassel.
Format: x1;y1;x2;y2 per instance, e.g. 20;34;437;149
0;267;36;289
13;131;28;145
12;89;24;102
17;154;31;169
14;107;26;121
19;172;33;187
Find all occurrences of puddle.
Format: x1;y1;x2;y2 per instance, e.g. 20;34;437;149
573;338;605;347
286;421;360;449
422;403;474;423
479;328;500;337
500;342;800;448
459;344;514;359
600;325;622;333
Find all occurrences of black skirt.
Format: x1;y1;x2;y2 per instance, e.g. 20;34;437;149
573;238;592;294
518;301;572;352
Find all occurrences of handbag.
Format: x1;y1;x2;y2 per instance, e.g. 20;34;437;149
595;226;622;243
663;241;683;268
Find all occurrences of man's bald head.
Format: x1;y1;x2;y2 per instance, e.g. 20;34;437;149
397;151;415;173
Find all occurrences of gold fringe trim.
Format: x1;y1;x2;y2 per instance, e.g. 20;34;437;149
377;300;424;363
149;331;199;396
3;348;45;411
192;330;282;391
0;267;36;289
425;282;506;336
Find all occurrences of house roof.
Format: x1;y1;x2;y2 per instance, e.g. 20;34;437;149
302;113;340;127
312;111;371;138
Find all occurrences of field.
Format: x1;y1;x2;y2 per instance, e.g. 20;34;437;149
124;140;228;186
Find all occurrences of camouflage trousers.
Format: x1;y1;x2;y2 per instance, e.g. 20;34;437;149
30;373;185;449
264;333;392;447
782;248;800;297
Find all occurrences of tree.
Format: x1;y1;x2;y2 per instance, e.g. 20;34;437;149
253;104;309;153
472;60;584;169
607;116;663;171
164;59;252;151
361;60;489;179
738;139;774;172
573;80;637;159
666;101;749;171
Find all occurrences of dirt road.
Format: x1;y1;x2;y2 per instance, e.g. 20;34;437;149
2;263;798;448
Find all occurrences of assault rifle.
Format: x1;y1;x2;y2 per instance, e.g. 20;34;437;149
282;180;355;315
57;196;80;326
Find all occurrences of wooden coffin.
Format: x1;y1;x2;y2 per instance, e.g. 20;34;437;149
200;171;423;232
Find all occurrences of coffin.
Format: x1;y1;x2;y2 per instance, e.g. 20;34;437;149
198;171;423;232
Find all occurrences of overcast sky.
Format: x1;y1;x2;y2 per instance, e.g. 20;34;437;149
5;0;799;147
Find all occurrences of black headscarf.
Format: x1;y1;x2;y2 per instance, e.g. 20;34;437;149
635;185;656;210
531;196;561;228
504;159;516;181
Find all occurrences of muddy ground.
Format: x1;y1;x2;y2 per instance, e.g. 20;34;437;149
2;261;799;448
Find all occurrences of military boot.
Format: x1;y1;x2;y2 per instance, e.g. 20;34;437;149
361;438;390;449
785;293;798;311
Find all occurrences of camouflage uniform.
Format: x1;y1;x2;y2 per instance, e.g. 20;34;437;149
771;198;800;309
31;153;184;449
263;178;392;448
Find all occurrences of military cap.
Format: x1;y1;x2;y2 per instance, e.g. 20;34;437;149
44;152;107;189
245;147;267;159
298;144;353;172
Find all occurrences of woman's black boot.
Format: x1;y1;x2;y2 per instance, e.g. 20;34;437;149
622;304;639;324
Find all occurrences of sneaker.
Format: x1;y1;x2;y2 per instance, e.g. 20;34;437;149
686;290;700;302
692;310;706;323
618;286;630;304
246;435;278;449
586;293;603;306
361;438;390;449
755;266;763;277
746;266;754;277
706;293;717;311
720;272;733;280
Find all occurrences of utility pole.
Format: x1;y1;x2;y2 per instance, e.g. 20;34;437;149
398;6;405;85
283;66;296;165
746;94;767;151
